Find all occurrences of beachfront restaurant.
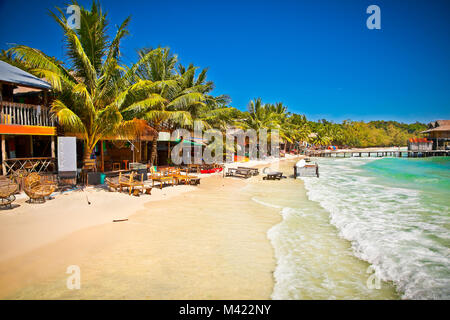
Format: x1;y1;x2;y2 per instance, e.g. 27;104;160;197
0;61;56;178
154;131;207;166
73;125;157;174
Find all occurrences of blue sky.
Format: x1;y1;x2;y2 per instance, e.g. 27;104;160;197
0;0;449;123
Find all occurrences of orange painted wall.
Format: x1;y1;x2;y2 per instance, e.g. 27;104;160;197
0;124;56;136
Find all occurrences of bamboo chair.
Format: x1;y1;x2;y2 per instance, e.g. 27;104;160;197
0;177;19;209
23;172;56;203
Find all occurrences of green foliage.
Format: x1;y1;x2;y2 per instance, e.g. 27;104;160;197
307;120;427;147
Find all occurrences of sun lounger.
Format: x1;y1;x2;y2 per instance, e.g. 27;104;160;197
263;172;284;180
226;168;252;179
119;172;145;196
173;171;201;186
189;177;201;185
105;175;121;192
152;175;175;189
150;169;175;189
132;181;153;196
238;167;259;176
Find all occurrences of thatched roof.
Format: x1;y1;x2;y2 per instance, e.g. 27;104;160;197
422;120;450;133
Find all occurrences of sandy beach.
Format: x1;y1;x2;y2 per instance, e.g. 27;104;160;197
0;158;297;299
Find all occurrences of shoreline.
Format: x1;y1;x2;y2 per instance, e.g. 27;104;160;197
0;156;299;299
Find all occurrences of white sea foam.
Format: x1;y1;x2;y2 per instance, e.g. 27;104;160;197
301;158;450;299
251;197;284;209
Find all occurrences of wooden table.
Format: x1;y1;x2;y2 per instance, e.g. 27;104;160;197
152;175;175;189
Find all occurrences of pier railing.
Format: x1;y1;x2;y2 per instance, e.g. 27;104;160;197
0;101;55;127
306;150;450;158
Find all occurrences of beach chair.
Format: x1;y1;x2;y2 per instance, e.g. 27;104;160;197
226;168;252;179
151;170;175;189
0;177;19;209
263;172;283;180
105;175;121;192
23;172;57;203
173;169;201;186
119;172;145;196
238;167;259;176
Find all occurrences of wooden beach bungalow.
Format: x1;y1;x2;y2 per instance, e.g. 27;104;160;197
0;61;56;176
421;120;450;151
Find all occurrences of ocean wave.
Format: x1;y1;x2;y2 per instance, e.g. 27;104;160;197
251;197;284;209
301;158;450;299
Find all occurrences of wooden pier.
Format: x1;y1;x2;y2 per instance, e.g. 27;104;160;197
306;150;450;158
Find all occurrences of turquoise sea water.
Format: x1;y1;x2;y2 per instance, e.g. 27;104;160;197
299;157;450;299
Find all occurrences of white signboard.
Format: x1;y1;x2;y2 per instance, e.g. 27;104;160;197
158;131;171;141
58;137;77;172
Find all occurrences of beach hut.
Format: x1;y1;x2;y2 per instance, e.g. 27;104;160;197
421;120;450;150
0;61;55;177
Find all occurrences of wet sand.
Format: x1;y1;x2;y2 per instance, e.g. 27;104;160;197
0;165;287;299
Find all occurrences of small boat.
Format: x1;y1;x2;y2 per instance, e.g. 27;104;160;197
294;159;319;178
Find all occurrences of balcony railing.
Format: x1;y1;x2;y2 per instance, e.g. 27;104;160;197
0;101;55;127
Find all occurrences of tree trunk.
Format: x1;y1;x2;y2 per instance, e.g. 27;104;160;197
167;140;171;165
83;142;94;169
150;134;158;166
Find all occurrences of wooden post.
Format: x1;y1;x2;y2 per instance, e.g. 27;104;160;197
143;141;148;162
43;91;48;126
30;135;33;157
51;136;56;158
100;140;104;172
1;135;6;175
168;140;171;165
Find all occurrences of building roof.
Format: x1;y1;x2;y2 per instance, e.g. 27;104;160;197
422;125;450;133
422;119;450;133
0;61;51;90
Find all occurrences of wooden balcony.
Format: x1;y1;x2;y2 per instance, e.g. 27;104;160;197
0;101;56;136
0;101;55;127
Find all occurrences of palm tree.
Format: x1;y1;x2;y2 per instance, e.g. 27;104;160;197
286;113;311;151
313;128;331;146
133;48;232;164
236;98;288;157
239;98;277;132
132;49;200;164
8;1;173;167
266;102;293;152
